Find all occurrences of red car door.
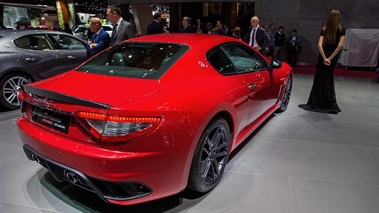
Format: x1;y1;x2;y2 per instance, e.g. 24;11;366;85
239;69;272;122
221;43;272;125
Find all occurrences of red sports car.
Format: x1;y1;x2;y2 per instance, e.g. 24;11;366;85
17;34;293;205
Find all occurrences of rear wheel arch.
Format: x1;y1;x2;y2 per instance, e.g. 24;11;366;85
0;69;35;83
212;111;234;138
187;110;234;193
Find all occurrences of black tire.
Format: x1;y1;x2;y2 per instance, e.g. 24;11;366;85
187;117;231;193
0;73;32;110
276;75;292;112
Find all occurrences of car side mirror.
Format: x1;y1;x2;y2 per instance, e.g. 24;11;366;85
271;58;282;68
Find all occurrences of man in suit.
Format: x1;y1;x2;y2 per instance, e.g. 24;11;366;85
180;16;194;33
147;13;163;35
215;20;225;35
88;17;110;56
244;16;271;55
223;22;233;37
194;18;206;33
106;5;136;45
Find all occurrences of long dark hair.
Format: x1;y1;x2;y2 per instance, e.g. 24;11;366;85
322;10;342;45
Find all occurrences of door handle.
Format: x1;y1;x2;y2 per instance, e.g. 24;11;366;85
67;55;76;59
248;84;256;90
25;57;37;62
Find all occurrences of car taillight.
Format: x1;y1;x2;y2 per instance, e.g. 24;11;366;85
75;111;161;142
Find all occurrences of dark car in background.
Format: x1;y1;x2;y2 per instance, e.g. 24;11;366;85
13;17;31;27
0;30;89;109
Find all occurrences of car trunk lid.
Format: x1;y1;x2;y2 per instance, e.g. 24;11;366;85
26;70;160;107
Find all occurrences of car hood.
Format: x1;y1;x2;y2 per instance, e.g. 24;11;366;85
28;70;160;107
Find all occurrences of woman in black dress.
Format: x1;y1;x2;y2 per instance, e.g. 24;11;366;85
299;10;346;114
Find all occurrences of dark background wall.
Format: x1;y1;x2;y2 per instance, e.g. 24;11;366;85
255;0;379;66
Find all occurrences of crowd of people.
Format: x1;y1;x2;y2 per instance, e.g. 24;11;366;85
144;13;303;66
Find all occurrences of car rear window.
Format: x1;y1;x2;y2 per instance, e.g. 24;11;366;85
76;42;189;79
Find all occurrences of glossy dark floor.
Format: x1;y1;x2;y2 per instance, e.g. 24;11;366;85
1;74;379;213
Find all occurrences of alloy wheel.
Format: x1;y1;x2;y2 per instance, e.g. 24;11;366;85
2;75;31;107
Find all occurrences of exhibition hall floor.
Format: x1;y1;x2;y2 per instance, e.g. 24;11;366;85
1;74;379;213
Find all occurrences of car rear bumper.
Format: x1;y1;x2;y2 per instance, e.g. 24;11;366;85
17;116;196;205
23;144;152;203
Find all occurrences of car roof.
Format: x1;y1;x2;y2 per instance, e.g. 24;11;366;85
0;29;85;41
127;33;241;47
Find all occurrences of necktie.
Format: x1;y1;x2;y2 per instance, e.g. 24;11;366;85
111;23;118;44
249;28;256;46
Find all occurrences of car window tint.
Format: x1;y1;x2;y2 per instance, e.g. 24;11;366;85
76;42;189;79
15;35;52;50
221;44;267;73
206;47;236;75
14;36;31;49
48;34;85;50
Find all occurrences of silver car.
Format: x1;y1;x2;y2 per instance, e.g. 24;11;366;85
0;29;89;109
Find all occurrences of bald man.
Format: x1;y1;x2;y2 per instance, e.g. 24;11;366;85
88;17;110;56
244;16;271;55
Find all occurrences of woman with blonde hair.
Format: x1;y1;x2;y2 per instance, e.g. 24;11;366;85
299;10;345;114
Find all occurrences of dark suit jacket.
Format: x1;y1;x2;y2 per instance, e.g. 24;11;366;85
111;19;136;45
225;29;233;37
194;23;206;33
90;28;110;56
244;26;271;54
147;20;163;35
180;25;194;33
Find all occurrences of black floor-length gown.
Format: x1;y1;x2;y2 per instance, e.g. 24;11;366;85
299;28;346;114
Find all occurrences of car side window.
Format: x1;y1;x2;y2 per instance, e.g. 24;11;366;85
221;44;267;73
14;35;52;51
14;36;31;49
48;34;86;50
207;47;236;75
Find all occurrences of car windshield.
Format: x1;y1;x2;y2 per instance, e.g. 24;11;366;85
76;42;189;79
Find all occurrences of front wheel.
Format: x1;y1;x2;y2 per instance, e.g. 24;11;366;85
276;75;292;112
187;117;231;193
0;73;32;110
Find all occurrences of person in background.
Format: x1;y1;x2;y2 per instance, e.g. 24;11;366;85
63;23;72;34
160;18;170;33
288;29;300;66
147;13;163;35
214;20;225;35
267;23;275;58
299;9;346;114
243;16;271;55
274;26;286;60
88;17;110;56
180;16;194;33
106;5;136;45
194;18;206;33
223;22;233;37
